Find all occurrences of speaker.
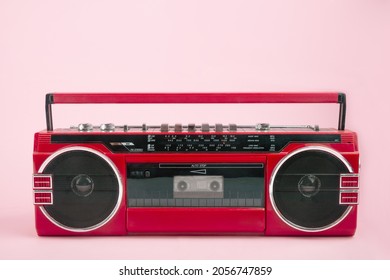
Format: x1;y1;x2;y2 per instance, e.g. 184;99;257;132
37;147;123;232
268;146;357;234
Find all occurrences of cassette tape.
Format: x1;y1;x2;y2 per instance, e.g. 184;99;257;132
173;176;224;198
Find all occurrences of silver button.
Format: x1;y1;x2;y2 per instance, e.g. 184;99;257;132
100;123;115;132
256;123;270;131
78;123;93;132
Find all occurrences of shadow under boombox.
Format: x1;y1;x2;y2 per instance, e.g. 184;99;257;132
33;93;359;236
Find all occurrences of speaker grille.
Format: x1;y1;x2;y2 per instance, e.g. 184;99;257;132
40;148;121;231
271;147;351;231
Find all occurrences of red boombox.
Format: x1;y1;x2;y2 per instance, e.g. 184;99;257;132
33;93;359;236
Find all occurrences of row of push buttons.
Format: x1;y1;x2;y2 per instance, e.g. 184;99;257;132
161;123;238;133
76;123;271;132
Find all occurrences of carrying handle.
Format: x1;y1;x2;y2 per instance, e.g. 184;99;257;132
45;92;346;131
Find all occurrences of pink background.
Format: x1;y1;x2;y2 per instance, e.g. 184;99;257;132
1;0;389;259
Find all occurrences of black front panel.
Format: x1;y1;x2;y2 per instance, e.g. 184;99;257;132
42;150;120;229
272;150;350;229
52;134;341;153
127;163;264;207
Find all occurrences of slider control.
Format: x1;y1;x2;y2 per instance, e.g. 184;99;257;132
174;123;182;132
215;123;223;132
201;123;210;132
228;123;237;132
161;123;169;132
188;123;196;132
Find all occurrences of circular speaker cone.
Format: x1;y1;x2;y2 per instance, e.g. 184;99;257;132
297;174;321;198
71;174;94;197
39;147;121;231
270;147;352;231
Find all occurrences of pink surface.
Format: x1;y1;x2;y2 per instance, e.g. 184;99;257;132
0;0;389;259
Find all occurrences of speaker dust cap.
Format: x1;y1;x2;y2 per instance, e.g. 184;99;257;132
270;146;353;232
38;147;122;232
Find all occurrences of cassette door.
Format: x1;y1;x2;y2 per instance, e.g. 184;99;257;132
125;154;266;234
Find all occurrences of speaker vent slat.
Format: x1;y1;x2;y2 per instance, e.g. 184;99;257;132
339;191;358;205
341;134;354;144
38;134;51;144
339;174;359;205
33;175;52;189
34;191;53;205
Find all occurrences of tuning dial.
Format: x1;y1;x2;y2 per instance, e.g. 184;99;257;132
100;123;115;132
78;123;93;132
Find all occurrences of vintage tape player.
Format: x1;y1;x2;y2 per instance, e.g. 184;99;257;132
33;93;359;236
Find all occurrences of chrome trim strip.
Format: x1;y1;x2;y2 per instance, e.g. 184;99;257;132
37;146;123;233
269;146;354;232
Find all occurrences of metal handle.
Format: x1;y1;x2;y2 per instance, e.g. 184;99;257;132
45;92;346;131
